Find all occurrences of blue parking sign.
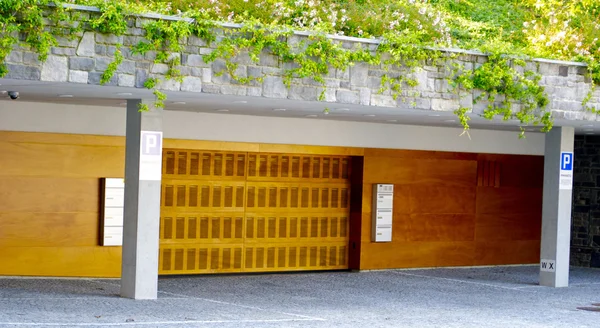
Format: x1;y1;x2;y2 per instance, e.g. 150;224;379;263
561;152;573;171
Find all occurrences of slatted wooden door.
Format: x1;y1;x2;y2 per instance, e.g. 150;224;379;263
159;150;351;275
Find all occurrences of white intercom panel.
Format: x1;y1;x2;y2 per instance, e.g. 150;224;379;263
372;184;394;242
101;178;125;246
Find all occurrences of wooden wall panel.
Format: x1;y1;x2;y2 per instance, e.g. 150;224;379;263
408;186;476;214
476;187;543;215
0;177;99;213
0;213;99;247
475;214;542;242
360;241;476;269
0;142;124;178
393;214;476;242
359;150;543;270
474;240;541;265
0;246;121;277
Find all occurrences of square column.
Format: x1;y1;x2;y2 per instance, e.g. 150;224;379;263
540;126;574;287
121;99;163;299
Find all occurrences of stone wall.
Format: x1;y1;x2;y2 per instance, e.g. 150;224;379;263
3;7;600;119
571;135;600;268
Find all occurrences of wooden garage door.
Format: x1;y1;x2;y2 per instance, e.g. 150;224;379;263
158;150;351;274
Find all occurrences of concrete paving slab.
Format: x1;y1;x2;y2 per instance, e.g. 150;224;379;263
1;266;599;328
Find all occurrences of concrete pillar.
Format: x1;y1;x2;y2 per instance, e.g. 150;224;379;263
121;99;163;299
540;126;574;287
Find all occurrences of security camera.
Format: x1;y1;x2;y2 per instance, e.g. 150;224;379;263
7;91;19;100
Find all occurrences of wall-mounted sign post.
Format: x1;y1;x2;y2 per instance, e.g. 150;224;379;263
101;178;125;246
372;184;394;242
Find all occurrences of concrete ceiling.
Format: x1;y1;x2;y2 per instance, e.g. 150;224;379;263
1;78;598;135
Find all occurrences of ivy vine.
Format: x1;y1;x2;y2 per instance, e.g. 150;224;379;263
0;2;597;137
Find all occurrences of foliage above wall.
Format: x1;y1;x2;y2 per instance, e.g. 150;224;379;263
1;0;599;137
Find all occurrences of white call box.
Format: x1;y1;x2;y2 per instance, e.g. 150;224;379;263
372;184;394;242
101;178;125;246
375;209;393;226
377;194;394;209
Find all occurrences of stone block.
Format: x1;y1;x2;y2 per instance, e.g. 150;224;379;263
358;87;371;106
202;84;221;94
118;60;136;74
350;63;369;87
150;63;169;74
202;68;212;83
263;76;288;98
260;54;279;67
554;87;577;100
95;57;112;72
55;36;78;48
41;56;68;82
118;74;135;87
434;79;450;92
539;62;559;76
221;85;247;96
262;67;282;75
5;64;41;80
188;35;207;47
181;76;202;92
414;98;432;110
336;68;350;80
199;47;213;55
211;60;230;84
51;47;76;56
545;76;568;87
189;67;202;77
135;69;147;88
459;93;473;109
336;90;360;104
69;70;88;83
135;61;151;70
127;27;146;36
247;66;262;79
288;86;320;101
156;79;181;91
69;57;95;71
76;31;96;57
96;34;124;45
324;89;336;102
247;87;262;97
370;94;395;107
367;77;383;90
6;51;22;63
187;54;207;67
231;52;253;65
23;52;40;65
431;98;459;112
88;72;117;86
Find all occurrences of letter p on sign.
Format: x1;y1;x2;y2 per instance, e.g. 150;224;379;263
561;152;573;171
141;131;162;156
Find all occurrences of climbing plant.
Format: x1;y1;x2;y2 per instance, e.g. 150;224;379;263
0;0;598;137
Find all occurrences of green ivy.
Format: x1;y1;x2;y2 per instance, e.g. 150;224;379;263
0;2;597;136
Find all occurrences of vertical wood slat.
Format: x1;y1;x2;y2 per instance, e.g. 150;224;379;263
160;149;350;274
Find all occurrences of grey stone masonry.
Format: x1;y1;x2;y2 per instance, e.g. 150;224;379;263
571;135;600;268
3;6;600;121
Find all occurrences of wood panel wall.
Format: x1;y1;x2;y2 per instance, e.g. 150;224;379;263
358;149;544;269
0;131;360;277
0;131;543;276
0;132;125;277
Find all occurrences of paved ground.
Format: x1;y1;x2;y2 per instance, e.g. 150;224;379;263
1;265;599;327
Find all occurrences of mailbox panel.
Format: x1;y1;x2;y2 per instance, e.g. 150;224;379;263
372;184;393;242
